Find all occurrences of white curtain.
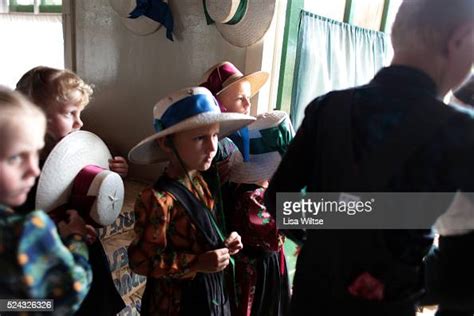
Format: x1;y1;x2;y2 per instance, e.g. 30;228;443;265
0;13;63;88
291;11;393;128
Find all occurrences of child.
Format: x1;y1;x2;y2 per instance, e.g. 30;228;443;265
15;66;128;176
15;66;126;315
225;111;293;316
0;86;92;315
200;61;269;115
127;87;255;315
199;61;268;188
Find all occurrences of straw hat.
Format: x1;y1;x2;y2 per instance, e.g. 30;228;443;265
109;0;169;36
204;0;276;47
200;61;268;111
128;86;255;164
228;111;294;184
36;131;124;227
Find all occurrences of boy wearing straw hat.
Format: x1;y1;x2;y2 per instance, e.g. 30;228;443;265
0;87;92;315
225;111;293;316
127;87;255;315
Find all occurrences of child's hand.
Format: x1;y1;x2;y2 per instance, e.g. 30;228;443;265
109;156;128;178
57;210;88;239
216;156;231;184
194;248;230;273
224;231;243;255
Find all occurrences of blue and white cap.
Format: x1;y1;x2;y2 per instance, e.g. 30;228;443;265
128;86;255;164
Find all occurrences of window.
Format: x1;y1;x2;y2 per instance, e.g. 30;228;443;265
0;0;64;88
276;0;402;113
8;0;62;13
304;0;346;21
349;0;386;30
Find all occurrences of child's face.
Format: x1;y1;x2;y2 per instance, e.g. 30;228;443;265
0;116;45;206
217;80;252;115
47;102;84;141
172;123;219;172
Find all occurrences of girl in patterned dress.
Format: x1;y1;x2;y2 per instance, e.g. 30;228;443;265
0;86;92;315
225;111;294;316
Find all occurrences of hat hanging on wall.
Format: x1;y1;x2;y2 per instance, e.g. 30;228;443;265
110;0;174;40
203;0;276;47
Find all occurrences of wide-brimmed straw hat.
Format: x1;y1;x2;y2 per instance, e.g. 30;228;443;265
204;0;276;47
109;0;173;38
200;61;268;110
36;131;124;227
228;111;294;184
128;86;255;164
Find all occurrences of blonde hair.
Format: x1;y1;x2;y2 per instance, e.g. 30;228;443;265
391;0;474;54
16;66;93;110
0;86;46;145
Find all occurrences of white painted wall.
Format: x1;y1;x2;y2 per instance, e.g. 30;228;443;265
74;0;248;181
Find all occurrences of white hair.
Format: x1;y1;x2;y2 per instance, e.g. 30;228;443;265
391;0;474;53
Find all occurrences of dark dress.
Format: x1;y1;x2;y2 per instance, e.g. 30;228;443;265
225;183;290;316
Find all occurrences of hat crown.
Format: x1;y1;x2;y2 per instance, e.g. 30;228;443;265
153;87;219;120
109;0;135;17
205;0;241;23
200;61;244;96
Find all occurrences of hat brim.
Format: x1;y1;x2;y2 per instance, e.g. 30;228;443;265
217;71;269;98
229;151;281;184
109;0;162;36
36;131;113;213
120;16;161;36
247;110;289;131
128;112;255;164
214;0;276;47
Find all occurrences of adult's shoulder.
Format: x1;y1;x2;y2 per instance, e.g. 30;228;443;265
302;88;359;123
442;104;474;145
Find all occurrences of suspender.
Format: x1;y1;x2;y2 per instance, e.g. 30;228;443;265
155;176;223;248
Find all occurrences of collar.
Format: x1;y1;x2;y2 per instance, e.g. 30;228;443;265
372;65;438;97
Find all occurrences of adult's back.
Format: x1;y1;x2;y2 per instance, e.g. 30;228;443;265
265;0;474;315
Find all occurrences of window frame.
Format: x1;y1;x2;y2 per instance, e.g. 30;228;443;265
275;0;393;112
9;0;61;14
